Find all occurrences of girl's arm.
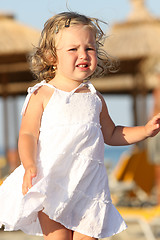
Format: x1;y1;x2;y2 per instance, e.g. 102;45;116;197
18;88;44;195
98;93;160;146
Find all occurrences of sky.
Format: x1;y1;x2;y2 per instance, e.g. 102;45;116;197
1;0;160;31
0;0;159;151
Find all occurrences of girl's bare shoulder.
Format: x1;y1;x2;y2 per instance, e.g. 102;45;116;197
20;85;55;136
31;84;55;109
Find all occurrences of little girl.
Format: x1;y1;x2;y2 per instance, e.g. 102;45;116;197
0;12;160;240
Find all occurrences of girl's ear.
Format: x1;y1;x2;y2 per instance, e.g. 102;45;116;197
44;50;57;65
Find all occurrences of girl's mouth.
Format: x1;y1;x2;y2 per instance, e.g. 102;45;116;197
76;63;89;69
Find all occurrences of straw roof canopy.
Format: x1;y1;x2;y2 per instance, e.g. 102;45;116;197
0;13;40;56
0;12;40;96
104;0;160;60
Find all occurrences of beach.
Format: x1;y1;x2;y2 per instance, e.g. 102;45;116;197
1;220;160;240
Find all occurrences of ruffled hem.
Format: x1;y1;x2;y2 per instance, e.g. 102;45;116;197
1;201;127;238
42;203;127;238
0;166;127;238
0;152;127;238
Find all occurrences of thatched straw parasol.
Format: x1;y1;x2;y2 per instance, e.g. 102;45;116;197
102;0;160;126
0;12;39;56
93;0;160;99
0;12;40;96
104;0;160;60
0;12;40;156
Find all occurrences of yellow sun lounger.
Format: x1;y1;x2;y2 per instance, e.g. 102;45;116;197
117;206;160;240
114;149;155;195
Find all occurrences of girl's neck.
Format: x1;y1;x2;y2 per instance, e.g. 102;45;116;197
49;76;84;92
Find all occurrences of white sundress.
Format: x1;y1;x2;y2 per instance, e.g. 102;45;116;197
0;80;127;238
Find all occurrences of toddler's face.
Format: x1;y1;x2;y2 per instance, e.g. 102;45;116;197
54;24;97;83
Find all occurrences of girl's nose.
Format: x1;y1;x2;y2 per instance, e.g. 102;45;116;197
79;50;88;60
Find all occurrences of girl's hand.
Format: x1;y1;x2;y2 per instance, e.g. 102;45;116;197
145;113;160;138
22;165;37;195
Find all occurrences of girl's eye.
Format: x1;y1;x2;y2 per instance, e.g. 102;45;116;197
68;48;77;51
86;47;95;51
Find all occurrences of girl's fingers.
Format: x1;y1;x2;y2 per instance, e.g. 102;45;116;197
154;113;160;122
30;166;37;177
22;184;29;195
22;169;37;195
22;182;32;195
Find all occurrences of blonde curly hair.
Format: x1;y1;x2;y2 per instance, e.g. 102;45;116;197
29;12;118;82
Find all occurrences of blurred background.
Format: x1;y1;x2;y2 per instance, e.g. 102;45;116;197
0;0;160;239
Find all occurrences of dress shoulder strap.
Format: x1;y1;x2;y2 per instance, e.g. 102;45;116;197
21;80;54;115
65;81;97;103
86;81;97;94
